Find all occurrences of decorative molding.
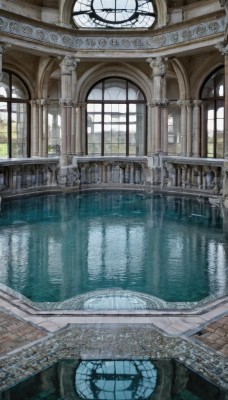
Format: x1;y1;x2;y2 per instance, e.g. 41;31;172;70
0;16;225;51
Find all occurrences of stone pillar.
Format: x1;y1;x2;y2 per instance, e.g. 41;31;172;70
42;99;49;157
177;100;187;156
60;56;80;165
201;102;207;157
147;103;155;156
75;103;86;155
36;99;49;157
192;100;202;157
186;100;193;157
147;56;168;155
30;100;39;157
161;100;169;155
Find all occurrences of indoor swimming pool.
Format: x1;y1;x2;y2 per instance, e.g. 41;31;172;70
0;191;227;308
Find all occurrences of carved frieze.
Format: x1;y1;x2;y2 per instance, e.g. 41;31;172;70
0;16;225;51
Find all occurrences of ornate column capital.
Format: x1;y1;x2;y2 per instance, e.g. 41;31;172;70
215;42;228;55
36;99;49;106
60;98;74;107
60;56;80;74
177;99;192;107
146;56;168;77
193;100;202;107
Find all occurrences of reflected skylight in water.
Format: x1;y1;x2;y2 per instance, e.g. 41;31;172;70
0;359;225;400
75;360;157;399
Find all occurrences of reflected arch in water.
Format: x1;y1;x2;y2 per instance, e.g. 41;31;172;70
75;360;157;400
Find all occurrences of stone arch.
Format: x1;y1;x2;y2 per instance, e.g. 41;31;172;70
3;62;34;98
170;58;190;100
36;57;59;99
77;63;153;104
194;60;224;100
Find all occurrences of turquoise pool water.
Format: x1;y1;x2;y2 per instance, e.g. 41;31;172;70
0;191;227;303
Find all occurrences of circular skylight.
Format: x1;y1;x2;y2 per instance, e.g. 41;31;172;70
72;0;156;29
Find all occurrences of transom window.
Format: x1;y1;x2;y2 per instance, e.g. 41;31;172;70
72;0;156;29
201;67;224;158
0;70;30;158
86;78;146;156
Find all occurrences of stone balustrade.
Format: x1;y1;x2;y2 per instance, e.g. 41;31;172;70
0;158;59;195
73;156;148;188
0;156;227;201
162;156;224;196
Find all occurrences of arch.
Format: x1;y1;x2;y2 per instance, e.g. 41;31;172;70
77;63;153;104
170;58;190;100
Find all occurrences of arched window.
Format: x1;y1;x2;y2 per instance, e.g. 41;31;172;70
0;70;30;159
200;67;224;158
86;78;146;156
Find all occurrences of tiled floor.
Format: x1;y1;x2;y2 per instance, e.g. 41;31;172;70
0;290;227;393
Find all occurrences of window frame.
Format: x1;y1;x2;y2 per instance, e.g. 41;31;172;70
86;78;147;157
200;66;224;159
0;70;31;159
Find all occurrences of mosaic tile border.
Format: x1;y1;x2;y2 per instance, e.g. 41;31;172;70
0;283;226;312
0;15;225;51
0;324;227;392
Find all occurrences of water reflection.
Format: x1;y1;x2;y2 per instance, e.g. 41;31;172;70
0;192;227;303
0;359;225;400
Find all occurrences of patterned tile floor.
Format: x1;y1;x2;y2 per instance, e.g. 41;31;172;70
0;294;227;393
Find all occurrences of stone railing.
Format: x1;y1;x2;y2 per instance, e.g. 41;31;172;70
0;156;226;200
73;156;149;188
0;158;59;195
162;156;224;196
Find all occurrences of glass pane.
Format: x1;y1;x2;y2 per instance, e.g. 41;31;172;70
48;102;61;155
167;104;181;156
87;83;103;101
104;79;126;101
0;102;8;158
129;104;145;156
128;82;145;101
11;103;27;158
201;68;224;99
0;72;10;98
12;75;29;99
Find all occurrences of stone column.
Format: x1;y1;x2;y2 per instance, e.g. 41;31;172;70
42;99;49;157
75;103;86;155
147;56;168;154
192;100;202;157
36;99;49;157
186;100;193;157
177;100;187;156
147;103;155;156
60;56;80;165
161;99;169;155
30;100;39;157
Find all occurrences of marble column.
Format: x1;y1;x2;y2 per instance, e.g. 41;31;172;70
177;100;187;156
30;100;39;157
36;99;49;157
186;100;193;157
60;56;80;165
75;103;86;155
192;100;202;157
147;57;168;155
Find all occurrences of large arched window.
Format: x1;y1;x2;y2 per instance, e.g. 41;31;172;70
86;78;146;156
0;70;30;159
201;67;224;158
